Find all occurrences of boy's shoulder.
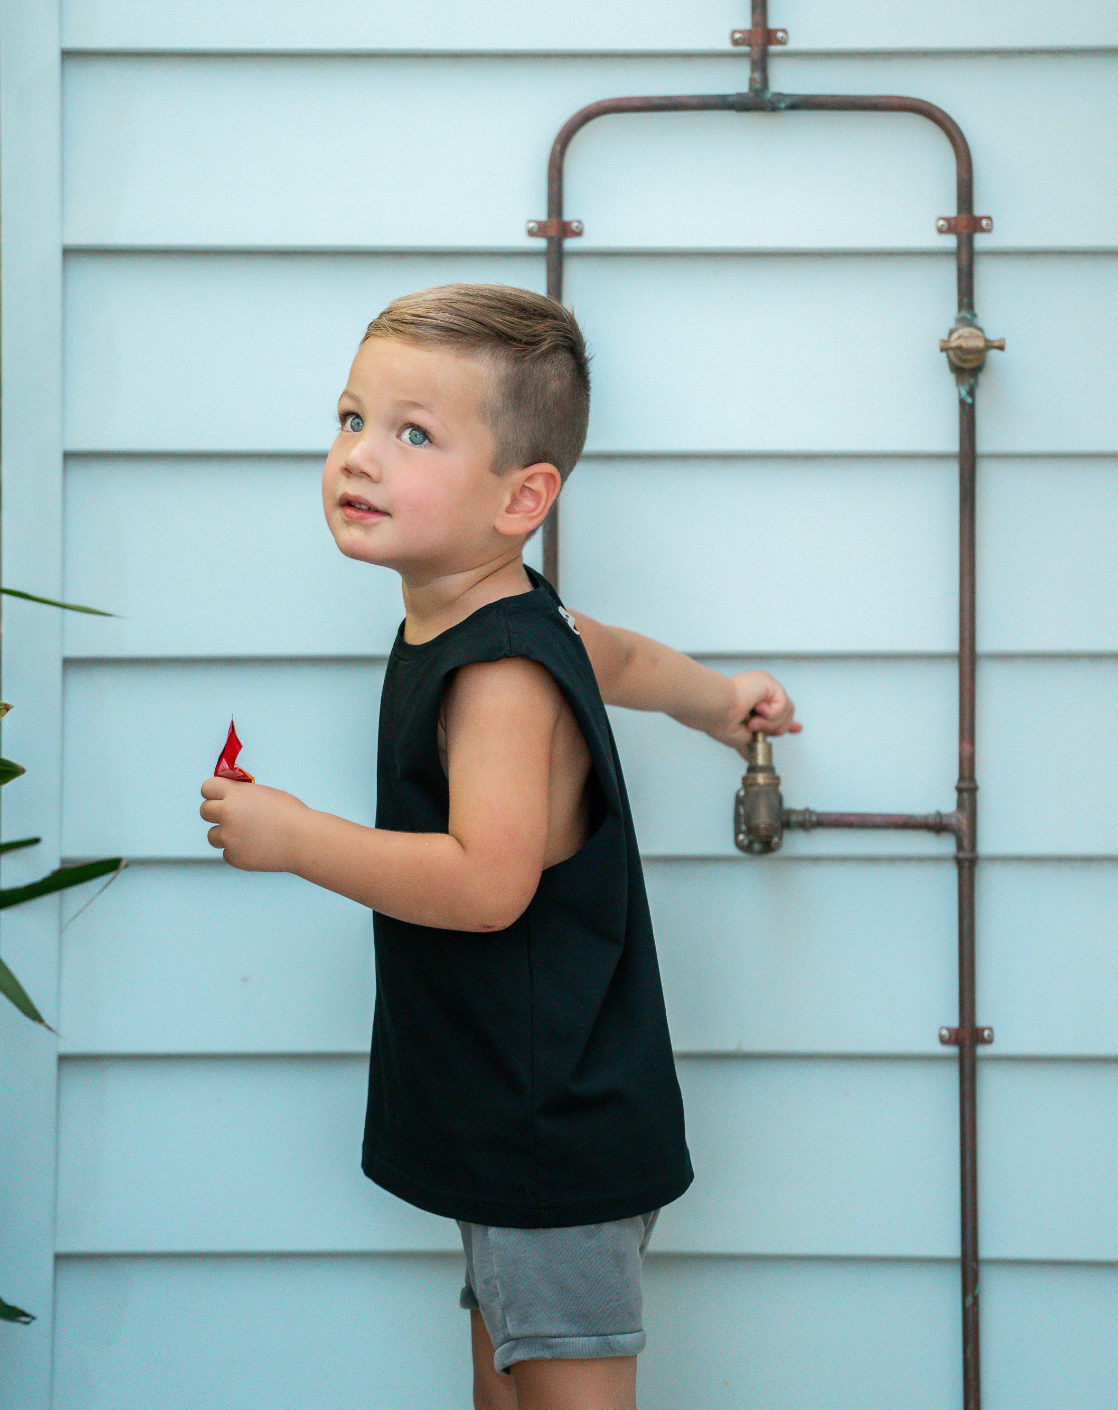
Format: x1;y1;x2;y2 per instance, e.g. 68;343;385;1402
494;570;587;658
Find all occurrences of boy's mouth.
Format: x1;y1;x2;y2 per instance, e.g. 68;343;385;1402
339;494;388;520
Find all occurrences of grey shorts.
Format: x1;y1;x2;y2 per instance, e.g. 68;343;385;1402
458;1209;660;1375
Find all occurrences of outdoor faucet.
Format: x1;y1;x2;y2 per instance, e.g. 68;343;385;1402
734;731;784;854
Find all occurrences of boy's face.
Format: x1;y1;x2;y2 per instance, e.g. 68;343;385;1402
322;336;517;578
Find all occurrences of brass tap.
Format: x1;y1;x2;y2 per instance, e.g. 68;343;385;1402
734;732;784;854
940;322;1005;373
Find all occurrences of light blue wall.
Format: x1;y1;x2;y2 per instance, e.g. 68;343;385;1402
3;4;1117;1407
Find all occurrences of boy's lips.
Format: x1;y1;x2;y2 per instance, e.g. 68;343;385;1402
339;494;388;520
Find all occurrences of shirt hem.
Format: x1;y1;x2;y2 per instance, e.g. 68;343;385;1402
362;1155;694;1229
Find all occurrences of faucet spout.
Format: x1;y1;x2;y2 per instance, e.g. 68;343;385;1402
734;731;784;853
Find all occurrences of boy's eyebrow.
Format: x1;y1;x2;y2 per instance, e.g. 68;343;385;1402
390;397;453;434
336;391;444;426
393;397;442;420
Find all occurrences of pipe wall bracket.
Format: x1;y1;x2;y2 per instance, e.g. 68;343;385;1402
526;219;583;238
939;1027;994;1046
937;215;993;234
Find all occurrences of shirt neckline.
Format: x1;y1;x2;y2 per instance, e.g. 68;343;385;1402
392;566;550;659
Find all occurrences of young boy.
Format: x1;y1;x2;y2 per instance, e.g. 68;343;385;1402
199;284;799;1410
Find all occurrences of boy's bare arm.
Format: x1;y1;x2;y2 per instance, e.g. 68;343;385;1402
570;611;801;756
199;657;561;929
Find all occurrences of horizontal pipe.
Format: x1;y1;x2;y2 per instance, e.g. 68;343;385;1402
783;809;959;833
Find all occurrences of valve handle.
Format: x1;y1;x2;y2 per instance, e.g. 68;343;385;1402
940;324;1005;372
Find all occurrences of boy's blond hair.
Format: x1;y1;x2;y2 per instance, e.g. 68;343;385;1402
363;284;590;482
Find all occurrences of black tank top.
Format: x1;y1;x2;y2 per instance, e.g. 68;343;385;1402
361;567;693;1227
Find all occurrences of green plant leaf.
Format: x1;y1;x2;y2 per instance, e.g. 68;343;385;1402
0;586;114;616
0;836;41;855
0;1294;35;1324
0;955;53;1029
0;701;10;718
0;857;123;911
0;758;26;786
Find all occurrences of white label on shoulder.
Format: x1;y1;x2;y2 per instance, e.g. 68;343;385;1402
558;606;580;635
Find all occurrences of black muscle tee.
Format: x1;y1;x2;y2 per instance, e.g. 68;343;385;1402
361;567;693;1227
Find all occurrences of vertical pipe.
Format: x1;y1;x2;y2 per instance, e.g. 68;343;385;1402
543;139;567;586
957;392;981;1410
542;216;564;584
750;0;769;94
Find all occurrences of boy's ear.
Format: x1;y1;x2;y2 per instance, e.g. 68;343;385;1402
494;463;562;539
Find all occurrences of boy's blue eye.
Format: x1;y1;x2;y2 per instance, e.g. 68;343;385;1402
402;425;429;447
341;412;364;433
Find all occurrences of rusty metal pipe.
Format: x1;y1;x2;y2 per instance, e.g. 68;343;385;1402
751;0;770;94
543;92;974;305
535;62;986;1409
783;809;959;833
956;393;981;1409
539;89;975;580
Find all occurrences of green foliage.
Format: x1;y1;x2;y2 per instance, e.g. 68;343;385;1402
0;1294;35;1325
0;955;51;1030
0;856;124;912
0;586;114;615
0;836;41;854
2;586;119;1320
0;757;26;785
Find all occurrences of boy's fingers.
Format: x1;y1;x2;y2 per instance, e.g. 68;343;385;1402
201;777;227;800
207;825;224;849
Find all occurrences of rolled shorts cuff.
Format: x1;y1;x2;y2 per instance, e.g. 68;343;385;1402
458;1208;660;1376
494;1331;646;1375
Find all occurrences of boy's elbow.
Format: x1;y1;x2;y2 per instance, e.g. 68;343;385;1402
469;911;521;934
467;895;533;933
460;872;539;933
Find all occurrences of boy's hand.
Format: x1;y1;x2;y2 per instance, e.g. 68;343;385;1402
706;671;802;757
199;777;309;871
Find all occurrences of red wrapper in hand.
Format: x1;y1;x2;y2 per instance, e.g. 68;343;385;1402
214;719;255;782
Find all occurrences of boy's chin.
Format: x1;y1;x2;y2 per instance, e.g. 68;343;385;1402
330;527;393;567
326;511;386;552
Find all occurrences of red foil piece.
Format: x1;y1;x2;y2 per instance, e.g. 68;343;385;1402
214;719;254;782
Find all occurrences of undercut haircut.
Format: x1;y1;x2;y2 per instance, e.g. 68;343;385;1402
362;284;591;482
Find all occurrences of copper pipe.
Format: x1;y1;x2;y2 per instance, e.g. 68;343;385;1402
956;393;981;1409
542;92;974;310
751;0;770;95
539;88;975;578
535;53;988;1408
783;809;958;833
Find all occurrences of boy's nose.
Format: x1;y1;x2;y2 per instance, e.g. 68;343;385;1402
343;443;382;480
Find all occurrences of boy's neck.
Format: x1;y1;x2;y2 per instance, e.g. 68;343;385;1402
400;551;534;645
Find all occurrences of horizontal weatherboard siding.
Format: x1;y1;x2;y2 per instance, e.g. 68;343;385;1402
58;858;1118;1060
63;251;1116;456
24;12;1118;1409
60;656;1118;860
63;455;1118;658
62;53;1118;253
51;1253;1118;1410
58;0;1118;54
54;1053;1118;1261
